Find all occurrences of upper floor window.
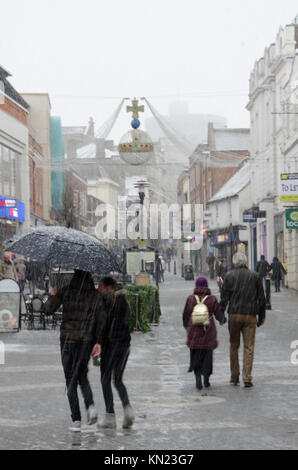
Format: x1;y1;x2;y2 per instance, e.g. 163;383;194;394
0;144;18;198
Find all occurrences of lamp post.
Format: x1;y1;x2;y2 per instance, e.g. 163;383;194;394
134;179;149;241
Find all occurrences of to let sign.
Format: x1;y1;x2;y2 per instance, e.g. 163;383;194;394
286;209;298;229
280;173;298;202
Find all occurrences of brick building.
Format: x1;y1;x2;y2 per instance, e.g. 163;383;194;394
64;170;88;232
189;124;250;209
29;135;44;225
188;123;250;273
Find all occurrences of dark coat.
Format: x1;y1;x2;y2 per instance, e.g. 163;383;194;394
220;267;266;322
102;288;131;348
271;259;286;281
45;277;106;345
256;259;271;277
183;287;225;350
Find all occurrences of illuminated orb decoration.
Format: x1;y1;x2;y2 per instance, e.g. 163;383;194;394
118;129;154;166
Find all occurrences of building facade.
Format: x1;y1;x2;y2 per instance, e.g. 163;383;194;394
29;135;44;226
188;124;250;273
247;16;298;288
21;93;52;223
0;66;30;244
207;161;251;270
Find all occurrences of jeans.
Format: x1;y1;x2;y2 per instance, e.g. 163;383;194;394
61;341;94;422
100;343;130;414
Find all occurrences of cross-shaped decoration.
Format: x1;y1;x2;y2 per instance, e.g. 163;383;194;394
126;99;144;119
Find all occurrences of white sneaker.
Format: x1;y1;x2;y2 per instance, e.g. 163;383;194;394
123;405;135;429
87;404;98;425
97;413;116;429
69;421;81;432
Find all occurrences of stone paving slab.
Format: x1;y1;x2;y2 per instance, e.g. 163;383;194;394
0;274;298;449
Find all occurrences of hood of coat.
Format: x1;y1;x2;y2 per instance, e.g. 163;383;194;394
193;287;211;297
115;288;127;297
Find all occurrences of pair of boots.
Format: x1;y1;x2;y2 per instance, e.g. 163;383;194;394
98;404;135;430
196;374;210;390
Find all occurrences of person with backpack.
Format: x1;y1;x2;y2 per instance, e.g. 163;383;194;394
183;277;226;390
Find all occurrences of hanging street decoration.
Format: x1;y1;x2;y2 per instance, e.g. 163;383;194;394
118;98;154;165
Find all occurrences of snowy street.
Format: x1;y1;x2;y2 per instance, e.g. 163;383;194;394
1;272;298;450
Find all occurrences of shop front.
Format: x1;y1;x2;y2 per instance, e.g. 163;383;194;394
275;213;285;264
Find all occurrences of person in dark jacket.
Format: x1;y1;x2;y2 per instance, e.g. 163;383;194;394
220;252;266;388
256;255;271;288
206;253;216;279
270;257;287;292
98;277;134;429
45;270;106;432
216;258;228;294
183;277;226;390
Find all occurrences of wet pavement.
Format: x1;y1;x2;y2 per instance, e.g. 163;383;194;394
1;273;298;450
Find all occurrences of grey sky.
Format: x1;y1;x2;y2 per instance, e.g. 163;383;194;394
1;0;298;141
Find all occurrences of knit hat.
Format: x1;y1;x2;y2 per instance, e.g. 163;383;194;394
195;277;208;288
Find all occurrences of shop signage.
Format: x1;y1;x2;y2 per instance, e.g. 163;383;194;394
0;279;20;332
243;211;257;223
286;209;298;229
0;198;17;208
203;211;212;221
0;197;25;222
280;173;298;202
212;232;235;245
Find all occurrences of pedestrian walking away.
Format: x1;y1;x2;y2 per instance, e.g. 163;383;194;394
270;257;287;292
220;252;266;388
14;256;26;292
216;257;227;294
98;277;134;429
183;277;226;391
206;252;216;280
256;255;271;289
45;270;106;432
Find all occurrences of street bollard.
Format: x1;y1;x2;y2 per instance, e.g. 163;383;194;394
181;263;184;277
174;261;177;275
265;277;272;310
151;289;159;326
168;261;171;272
134;294;142;333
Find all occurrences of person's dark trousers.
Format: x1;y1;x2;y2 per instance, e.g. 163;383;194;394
191;349;213;383
18;280;25;292
100;342;130;414
60;341;94;422
274;278;280;292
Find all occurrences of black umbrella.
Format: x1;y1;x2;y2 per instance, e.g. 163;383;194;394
4;226;120;274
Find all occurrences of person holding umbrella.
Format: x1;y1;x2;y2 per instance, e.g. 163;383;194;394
45;270;106;432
